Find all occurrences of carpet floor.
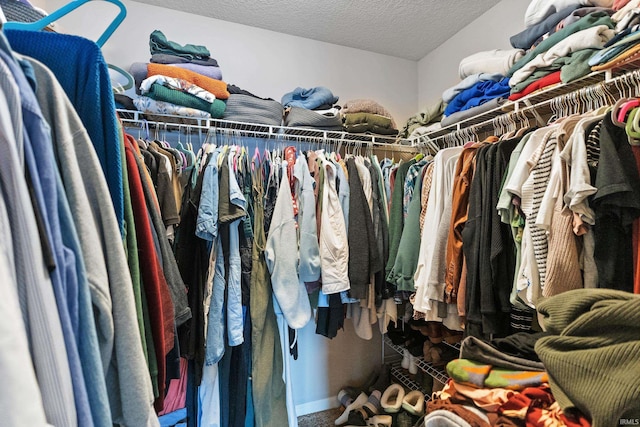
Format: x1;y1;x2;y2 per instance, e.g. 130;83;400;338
297;407;342;427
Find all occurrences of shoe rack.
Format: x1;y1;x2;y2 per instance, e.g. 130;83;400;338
383;336;454;387
388;361;430;397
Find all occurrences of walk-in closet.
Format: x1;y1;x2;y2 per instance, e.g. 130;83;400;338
1;0;639;426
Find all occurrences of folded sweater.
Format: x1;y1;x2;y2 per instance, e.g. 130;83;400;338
223;94;283;126
444;78;511;117
149;30;211;61
165;63;222;81
146;84;226;118
147;63;230;99
508;11;614;77
343;113;398;135
140;74;217;104
133;96;212;118
510;25;614;88
281;86;338;110
442;73;503;104
511;4;581;49
342;99;397;129
458;49;524;79
284;107;343;131
401;99;445;138
441;97;508;128
524;0;613;28
150;53;219;68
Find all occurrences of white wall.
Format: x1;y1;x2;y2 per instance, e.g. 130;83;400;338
40;0;417;126
418;0;530;107
35;0;389;412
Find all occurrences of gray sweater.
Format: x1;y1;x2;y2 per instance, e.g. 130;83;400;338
29;57;159;427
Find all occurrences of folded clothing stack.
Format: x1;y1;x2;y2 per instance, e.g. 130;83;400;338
223;94;284;126
343;112;398;135
443;77;511;117
149;29;221;69
504;10;616;99
523;0;614;30
589;21;640;70
283;106;342;131
130;61;230;119
458;49;525;79
401;99;444;138
509;23;614;91
280;86;342;130
127;30;229;119
341;99;398;135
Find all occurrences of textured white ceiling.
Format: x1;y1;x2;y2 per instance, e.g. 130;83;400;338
131;0;502;61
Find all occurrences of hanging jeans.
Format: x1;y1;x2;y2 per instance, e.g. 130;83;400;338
250;167;289;427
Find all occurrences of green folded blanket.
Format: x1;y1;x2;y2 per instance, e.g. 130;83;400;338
147;83;226;118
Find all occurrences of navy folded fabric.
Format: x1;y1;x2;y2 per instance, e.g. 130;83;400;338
510;4;580;50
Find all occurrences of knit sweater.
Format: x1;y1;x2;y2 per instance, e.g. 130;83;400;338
147;63;230;99
5;29;124;232
508;12;614;77
509;25;614;88
146;83;226;118
149;30;211;61
342;99;397;129
535;289;640;427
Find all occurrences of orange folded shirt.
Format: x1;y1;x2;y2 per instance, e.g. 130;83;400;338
147;63;230;100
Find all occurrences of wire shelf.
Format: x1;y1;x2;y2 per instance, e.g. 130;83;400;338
410;66;640;149
116;108;408;146
389;362;431;397
384;337;450;386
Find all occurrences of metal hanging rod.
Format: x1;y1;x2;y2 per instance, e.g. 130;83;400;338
410;67;640;149
116;108;409;148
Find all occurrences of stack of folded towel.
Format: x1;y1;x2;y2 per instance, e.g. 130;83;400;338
281;86;343;131
130;30;229;119
341;99;398;135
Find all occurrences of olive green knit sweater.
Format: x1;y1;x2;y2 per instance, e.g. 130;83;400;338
535;289;640;427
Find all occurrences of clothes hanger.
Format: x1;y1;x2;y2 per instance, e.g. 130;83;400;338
617;99;639;123
625;108;640;144
3;0;127;47
108;63;133;94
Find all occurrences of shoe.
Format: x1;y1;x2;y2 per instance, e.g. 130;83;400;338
408;355;418;375
401;390;425;416
380;384;405;414
369;364;391;394
335;392;368;425
401;348;410;370
442;326;463;345
396;411;413;427
337;386;360;407
344;409;367;426
361;367;381;392
427;321;443;344
360;390;382;418
429;344;443;366
422;341;433;363
367;414;392;427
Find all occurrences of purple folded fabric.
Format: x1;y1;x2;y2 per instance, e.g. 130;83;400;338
166;63;223;81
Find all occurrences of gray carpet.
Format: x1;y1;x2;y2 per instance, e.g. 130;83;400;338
297;407;342;427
